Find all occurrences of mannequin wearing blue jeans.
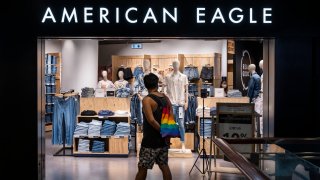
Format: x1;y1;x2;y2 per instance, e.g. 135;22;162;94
163;60;188;152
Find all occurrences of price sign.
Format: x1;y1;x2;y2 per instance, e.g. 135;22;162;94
216;103;254;155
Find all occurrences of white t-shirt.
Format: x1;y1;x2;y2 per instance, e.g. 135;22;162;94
98;80;115;90
164;72;188;106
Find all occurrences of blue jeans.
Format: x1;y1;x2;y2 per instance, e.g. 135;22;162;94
200;66;213;80
185;95;198;124
131;94;143;125
172;105;185;142
188;84;198;96
183;67;200;81
52;96;79;145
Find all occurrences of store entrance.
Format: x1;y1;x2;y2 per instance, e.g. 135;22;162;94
37;38;275;179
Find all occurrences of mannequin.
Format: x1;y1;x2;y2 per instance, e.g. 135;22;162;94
98;70;115;91
114;71;129;90
247;64;262;137
164;60;188;152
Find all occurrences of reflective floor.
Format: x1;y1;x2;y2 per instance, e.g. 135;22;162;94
45;132;245;180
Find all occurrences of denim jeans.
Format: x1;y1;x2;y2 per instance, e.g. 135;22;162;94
52;96;79;145
92;140;105;152
46;95;53;103
188;84;198;96
131;94;143;125
101;120;116;136
200;66;213;80
199;118;212;137
78;139;90;152
172;105;185;142
74;122;89;136
45;114;53;123
183;67;200;81
45;65;57;75
114;122;130;136
185;95;198;124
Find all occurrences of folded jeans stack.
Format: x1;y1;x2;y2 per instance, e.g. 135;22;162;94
199;118;212;137
196;106;211;117
98;110;115;117
100;120;116;136
78;139;90;152
88;120;102;136
116;88;131;98
81;87;95;97
114;122;130;136
92;140;105;153
227;89;243;97
74;122;89;136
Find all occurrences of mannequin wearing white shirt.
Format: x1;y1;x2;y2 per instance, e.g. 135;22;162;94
114;71;129;90
164;60;188;151
98;70;115;91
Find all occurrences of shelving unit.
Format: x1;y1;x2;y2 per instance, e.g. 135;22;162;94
73;115;130;157
44;52;62;131
227;40;235;90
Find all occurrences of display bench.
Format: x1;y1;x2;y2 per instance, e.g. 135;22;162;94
73;115;130;157
196;97;249;156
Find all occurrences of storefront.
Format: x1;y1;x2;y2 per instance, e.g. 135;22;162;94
2;0;320;179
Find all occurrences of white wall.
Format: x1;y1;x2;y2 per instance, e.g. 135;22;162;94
45;39;99;93
99;39;224;65
45;40;62;53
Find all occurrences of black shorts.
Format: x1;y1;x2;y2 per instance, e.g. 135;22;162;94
138;146;169;169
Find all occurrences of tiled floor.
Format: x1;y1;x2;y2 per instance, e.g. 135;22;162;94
45;132;245;180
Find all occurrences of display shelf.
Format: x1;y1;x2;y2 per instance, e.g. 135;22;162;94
227;60;234;64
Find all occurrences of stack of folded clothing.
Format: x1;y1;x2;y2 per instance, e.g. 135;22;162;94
114;122;130;136
210;107;217;116
100;120;116;136
88;120;102;136
92;140;105;153
78;139;90;152
74;122;89;136
199;118;212;137
81;110;97;116
196;106;211;117
227;89;242;97
98;110;115;117
81;87;95;97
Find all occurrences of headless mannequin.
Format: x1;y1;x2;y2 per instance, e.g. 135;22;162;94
248;64;262;137
164;60;188;151
115;71;129;90
98;70;115;91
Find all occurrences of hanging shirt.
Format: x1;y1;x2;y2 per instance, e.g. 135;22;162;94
164;72;188;106
261;73;263;93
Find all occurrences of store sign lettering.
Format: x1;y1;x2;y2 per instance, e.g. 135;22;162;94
41;7;272;24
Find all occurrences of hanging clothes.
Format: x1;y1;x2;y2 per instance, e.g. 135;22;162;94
52;95;80;145
185;94;198;124
130;94;143;125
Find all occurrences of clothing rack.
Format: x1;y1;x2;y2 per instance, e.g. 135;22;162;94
53;93;79;156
